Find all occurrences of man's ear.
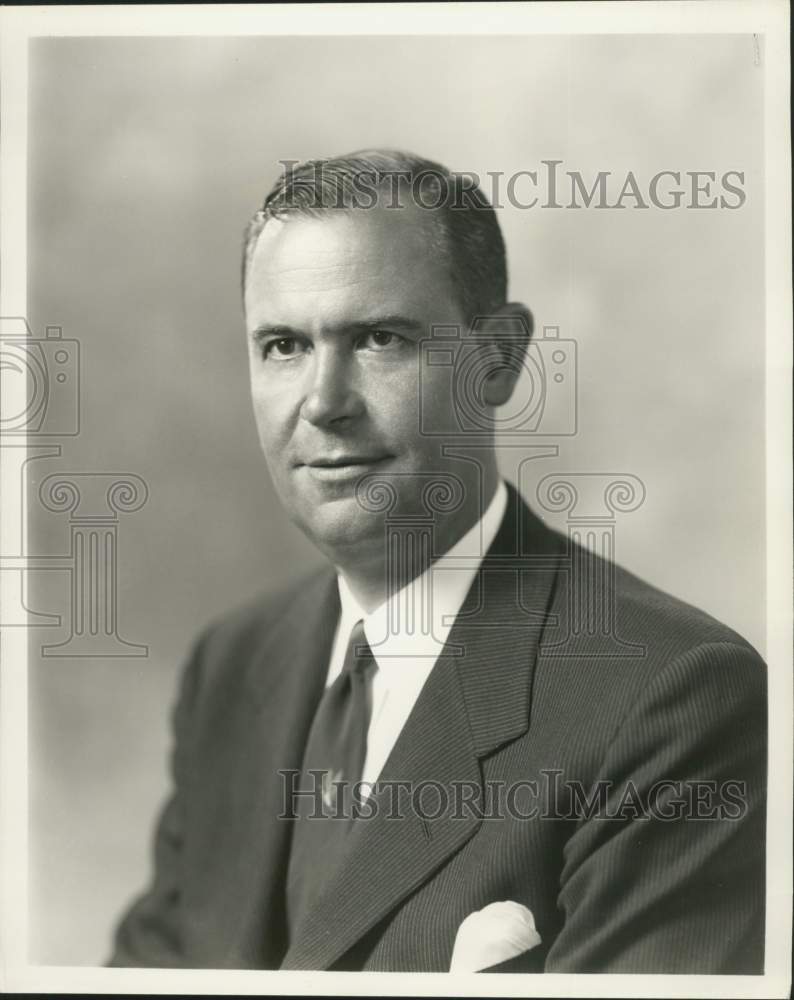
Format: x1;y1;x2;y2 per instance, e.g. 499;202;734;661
477;302;533;408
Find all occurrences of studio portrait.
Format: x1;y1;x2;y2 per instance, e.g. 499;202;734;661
2;5;790;996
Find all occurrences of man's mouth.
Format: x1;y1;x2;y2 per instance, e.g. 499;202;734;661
307;454;390;468
300;454;393;482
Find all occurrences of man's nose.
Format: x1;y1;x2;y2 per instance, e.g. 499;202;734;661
300;350;364;428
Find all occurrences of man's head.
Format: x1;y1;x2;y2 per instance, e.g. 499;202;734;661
242;149;532;574
243;150;509;321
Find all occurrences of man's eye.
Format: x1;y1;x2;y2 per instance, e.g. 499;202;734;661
264;337;302;360
361;330;401;350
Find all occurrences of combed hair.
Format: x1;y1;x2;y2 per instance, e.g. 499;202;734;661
241;149;507;322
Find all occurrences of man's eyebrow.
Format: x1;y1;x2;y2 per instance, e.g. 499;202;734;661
250;315;425;343
345;315;426;335
251;324;301;343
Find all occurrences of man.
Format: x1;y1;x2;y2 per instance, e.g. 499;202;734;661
109;150;766;973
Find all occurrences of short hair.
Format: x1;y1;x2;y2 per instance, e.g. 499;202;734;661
241;149;507;322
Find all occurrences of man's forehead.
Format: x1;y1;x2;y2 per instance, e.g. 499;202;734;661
250;217;386;293
246;206;453;307
253;205;438;267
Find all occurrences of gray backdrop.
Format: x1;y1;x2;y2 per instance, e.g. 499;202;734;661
26;34;764;963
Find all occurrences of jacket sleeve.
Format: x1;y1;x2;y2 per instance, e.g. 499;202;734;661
544;640;767;974
106;631;207;968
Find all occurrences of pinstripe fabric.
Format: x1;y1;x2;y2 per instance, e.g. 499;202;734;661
109;484;767;973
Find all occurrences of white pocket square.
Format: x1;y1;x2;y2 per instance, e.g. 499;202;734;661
449;900;541;972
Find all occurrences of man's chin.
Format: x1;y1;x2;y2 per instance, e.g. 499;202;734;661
292;495;386;553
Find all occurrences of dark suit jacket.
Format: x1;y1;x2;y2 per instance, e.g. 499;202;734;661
109;484;766;973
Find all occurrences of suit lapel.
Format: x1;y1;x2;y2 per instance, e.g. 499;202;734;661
211;570;339;967
280;485;563;970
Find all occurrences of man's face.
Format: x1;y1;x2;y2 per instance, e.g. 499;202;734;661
244;204;480;555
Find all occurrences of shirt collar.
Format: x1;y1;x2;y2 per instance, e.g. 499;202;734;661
336;479;508;676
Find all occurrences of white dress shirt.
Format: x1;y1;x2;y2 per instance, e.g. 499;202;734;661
325;479;508;789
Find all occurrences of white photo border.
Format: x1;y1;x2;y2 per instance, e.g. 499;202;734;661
1;2;790;997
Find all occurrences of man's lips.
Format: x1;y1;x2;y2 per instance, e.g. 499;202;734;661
304;454;391;468
297;454;393;483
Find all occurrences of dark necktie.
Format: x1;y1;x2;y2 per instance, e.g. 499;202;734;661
285;619;376;940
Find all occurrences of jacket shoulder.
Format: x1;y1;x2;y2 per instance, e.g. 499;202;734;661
535;509;763;662
608;555;763;661
187;564;337;689
533;524;765;755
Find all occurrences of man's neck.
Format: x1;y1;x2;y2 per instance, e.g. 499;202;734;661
335;476;503;615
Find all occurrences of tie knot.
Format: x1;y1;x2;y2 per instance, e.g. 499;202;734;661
343;620;375;678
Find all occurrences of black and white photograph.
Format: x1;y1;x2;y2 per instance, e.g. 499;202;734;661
0;2;791;997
